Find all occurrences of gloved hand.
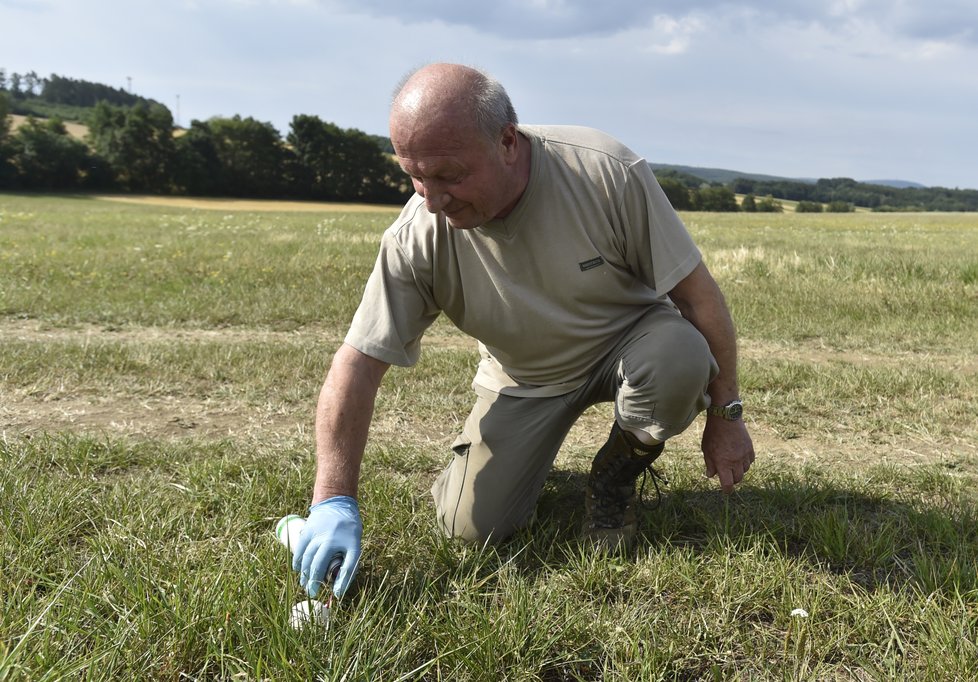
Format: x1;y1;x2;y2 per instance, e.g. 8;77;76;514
291;496;362;599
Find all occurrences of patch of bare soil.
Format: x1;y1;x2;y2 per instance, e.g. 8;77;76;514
2;320;975;476
0;392;311;442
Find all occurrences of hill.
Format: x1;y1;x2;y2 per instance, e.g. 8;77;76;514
649;163;928;191
649;163;817;186
862;179;927;189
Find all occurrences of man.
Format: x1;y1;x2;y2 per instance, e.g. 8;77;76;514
292;63;755;599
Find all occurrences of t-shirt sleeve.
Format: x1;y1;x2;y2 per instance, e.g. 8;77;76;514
344;229;441;367
618;160;701;294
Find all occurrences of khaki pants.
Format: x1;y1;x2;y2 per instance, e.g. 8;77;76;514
431;304;718;543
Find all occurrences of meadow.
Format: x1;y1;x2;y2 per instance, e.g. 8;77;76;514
1;193;976;681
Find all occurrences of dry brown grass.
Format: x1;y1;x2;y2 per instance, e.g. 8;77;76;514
92;194;403;213
9;113;89;139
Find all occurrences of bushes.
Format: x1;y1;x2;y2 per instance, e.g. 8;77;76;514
740;194;783;213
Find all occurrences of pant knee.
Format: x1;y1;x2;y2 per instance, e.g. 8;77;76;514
616;316;717;438
431;451;537;545
432;494;526;545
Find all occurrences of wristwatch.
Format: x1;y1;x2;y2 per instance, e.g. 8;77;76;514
708;399;743;421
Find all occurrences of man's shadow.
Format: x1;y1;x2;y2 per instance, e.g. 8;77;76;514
512;464;978;597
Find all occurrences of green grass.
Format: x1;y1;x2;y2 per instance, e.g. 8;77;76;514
0;197;389;327
2;193;977;680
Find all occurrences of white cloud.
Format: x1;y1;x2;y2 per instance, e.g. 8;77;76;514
644;15;706;55
313;0;978;46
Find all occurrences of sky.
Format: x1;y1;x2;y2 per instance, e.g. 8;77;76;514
3;0;977;189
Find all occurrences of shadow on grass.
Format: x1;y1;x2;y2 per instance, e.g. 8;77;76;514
520;464;978;597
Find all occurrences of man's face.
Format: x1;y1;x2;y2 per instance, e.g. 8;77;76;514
391;118;522;230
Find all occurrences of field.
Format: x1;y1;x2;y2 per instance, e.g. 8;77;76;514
9;114;90;141
1;193;976;680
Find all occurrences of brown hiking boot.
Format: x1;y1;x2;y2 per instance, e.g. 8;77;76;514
583;422;665;551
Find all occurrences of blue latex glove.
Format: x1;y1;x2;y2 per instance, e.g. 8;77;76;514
292;496;362;599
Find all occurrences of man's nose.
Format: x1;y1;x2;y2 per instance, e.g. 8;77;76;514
423;185;451;213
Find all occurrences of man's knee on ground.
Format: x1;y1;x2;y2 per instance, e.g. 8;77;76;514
433;497;526;545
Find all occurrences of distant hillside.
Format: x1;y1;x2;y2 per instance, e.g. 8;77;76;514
862;179;926;189
649;162;977;211
650;163;928;190
649;163;817;186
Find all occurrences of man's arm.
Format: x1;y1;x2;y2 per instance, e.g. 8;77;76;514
292;343;390;598
668;261;755;492
313;343;391;503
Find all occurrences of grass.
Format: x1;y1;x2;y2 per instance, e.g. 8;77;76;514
1;193;977;680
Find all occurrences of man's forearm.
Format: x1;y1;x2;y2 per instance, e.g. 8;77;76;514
670;262;741;405
312;343;390;504
692;298;740;406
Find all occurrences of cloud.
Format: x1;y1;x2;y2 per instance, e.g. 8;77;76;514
316;0;977;46
321;0;664;39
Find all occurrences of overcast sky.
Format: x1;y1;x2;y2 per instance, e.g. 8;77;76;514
3;0;976;189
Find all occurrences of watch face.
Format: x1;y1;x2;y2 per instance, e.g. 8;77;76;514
727;402;743;420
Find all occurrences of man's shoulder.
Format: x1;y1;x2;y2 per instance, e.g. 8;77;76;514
381;194;449;264
387;194;435;241
521;125;642;166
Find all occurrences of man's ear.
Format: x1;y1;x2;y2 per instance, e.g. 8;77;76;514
499;123;520;164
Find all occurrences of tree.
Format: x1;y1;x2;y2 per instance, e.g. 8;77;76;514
206;115;289;197
0;90;10;140
8;116;89;189
287;114;409;202
756;195;783;213
827;200;853;213
796;200;823;213
23;71;41;96
741;193;757;212
694;185;739;212
658;176;693;210
88;101;175;192
172;120;224;195
0;91;16;187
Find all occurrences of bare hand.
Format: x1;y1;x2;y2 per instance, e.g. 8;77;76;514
702;418;755;493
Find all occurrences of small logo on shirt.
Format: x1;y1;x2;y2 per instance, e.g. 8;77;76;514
579;256;605;272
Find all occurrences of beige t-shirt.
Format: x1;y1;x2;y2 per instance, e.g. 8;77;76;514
345;125;702;397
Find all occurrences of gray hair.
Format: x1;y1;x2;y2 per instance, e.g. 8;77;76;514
469;69;519;141
393;64;519;142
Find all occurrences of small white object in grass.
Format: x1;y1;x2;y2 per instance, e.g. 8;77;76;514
275;514;305;553
790;608;809;618
290;600;330;629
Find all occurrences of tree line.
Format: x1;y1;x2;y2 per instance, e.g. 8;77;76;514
656;171;795;212
655;169;978;213
2;69;158;109
730;176;978;212
0;71;410;203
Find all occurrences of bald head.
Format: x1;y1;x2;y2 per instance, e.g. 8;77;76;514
390;63;518;147
387;64;530;229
